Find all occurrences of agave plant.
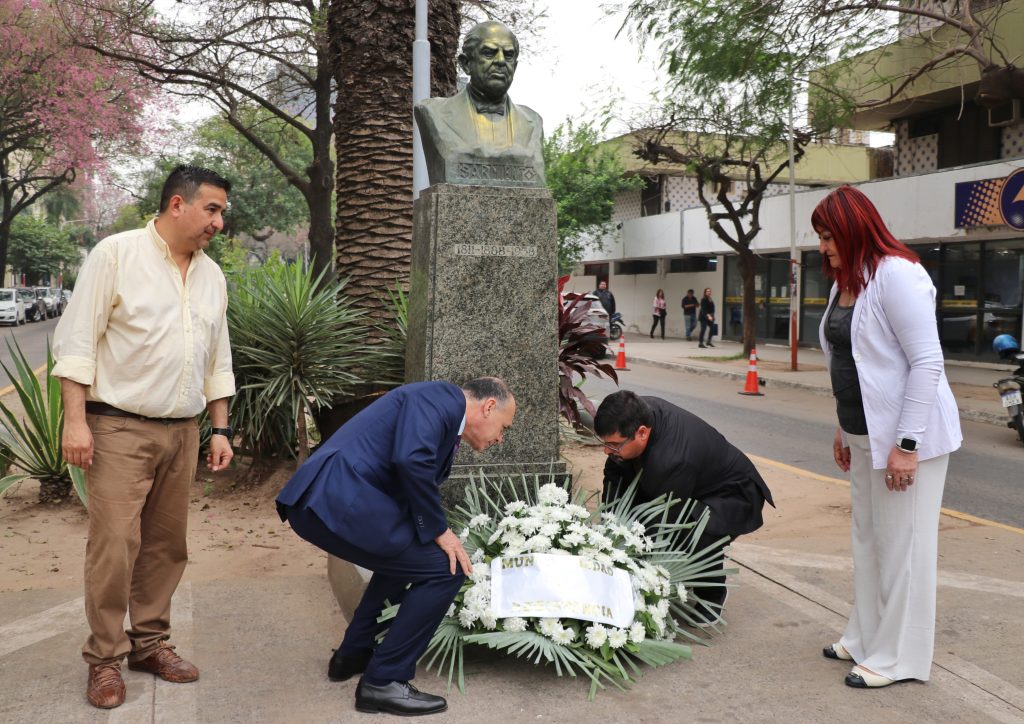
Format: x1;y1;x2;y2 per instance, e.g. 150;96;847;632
0;338;86;505
227;259;378;462
558;276;617;428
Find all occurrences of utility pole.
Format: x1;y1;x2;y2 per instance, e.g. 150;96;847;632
787;75;799;372
412;0;430;199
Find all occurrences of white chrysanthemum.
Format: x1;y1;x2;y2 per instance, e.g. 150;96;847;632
502;617;528;633
458;607;479;627
578;547;600;560
608;628;629;649
586;530;613;550
630;521;646;535
502;532;526;548
498;515;520;529
469;566;490;584
538;618;562;637
468;514;491;529
458;528;470;541
584;624;608;647
504;500;527;514
480;610;497;630
610;548;630;564
628;622;646;643
538;522;561;537
559;531;585;547
600;512;618;524
446;603;457;617
676;583;688;604
526;534;552;553
537;484;569;506
657;599;670;616
546;507;572;523
551;626;575;645
593;552;614;567
517;516;542;535
503;545;524;557
566;504;590;519
548;548;570;556
471;548;485;564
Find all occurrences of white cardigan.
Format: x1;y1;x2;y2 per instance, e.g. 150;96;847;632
818;256;962;469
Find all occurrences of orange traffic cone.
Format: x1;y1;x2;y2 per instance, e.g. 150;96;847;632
738;347;764;396
614;339;630;371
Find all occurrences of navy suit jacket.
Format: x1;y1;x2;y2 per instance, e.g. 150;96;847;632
276;381;465;557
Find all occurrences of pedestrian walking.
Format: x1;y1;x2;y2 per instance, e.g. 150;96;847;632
698;287;716;347
681;289;698;340
814;186;961;689
650;289;667;339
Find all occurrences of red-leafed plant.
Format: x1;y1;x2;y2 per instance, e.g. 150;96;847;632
558;275;617;429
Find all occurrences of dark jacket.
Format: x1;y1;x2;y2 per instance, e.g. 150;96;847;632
594;288;616;316
699;296;716;323
603;397;773;538
276;381;465;556
682;294;698;316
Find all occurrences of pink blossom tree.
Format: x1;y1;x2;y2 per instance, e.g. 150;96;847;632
0;0;149;277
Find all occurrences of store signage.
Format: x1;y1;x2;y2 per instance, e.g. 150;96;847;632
954;168;1024;230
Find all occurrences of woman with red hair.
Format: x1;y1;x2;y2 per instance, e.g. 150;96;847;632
813;186;961;689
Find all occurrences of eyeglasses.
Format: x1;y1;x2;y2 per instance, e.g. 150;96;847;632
598;434;634;454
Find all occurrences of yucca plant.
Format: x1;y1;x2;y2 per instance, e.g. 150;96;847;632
0;338;86;505
227;259;378;462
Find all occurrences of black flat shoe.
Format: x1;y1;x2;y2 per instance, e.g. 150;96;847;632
823;642;853;661
328;648;371;682
845;665;901;688
355;679;447;716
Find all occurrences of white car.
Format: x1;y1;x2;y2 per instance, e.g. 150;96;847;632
0;288;27;326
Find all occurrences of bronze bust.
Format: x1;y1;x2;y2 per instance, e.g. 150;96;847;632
414;21;545;188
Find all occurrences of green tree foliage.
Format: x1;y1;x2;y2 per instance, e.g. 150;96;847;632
544;120;642;274
8;216;81;285
133;109;310;252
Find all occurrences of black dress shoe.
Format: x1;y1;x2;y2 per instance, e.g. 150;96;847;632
328;648;371;682
355;679;447;716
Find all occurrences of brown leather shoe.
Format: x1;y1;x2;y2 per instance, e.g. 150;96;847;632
87;661;126;709
127;643;199;683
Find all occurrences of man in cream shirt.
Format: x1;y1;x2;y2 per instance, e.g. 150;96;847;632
53;165;236;710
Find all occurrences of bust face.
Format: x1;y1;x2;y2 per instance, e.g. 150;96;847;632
461;24;518;101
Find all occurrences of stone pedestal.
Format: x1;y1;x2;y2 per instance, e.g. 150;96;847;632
406;184;562;506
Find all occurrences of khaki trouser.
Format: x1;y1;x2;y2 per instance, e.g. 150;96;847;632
81;414;198;666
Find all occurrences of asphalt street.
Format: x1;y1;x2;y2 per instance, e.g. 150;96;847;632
0;314;60;386
585;362;1024;530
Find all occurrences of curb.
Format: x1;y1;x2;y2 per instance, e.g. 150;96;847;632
628;355;1009;429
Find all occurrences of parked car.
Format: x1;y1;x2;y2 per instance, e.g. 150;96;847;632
0;288;26;326
61;288;72;307
17;287;46;322
33;286;57;318
50;287;66;315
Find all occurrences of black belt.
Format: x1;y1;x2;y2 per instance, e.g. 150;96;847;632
85;401;194;424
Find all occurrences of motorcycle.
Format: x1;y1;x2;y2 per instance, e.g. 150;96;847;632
992;334;1024;445
608;312;624;340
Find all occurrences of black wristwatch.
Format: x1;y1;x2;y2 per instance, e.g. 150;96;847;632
210;426;234;438
896;437;918;453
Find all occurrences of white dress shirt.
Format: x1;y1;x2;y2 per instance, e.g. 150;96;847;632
819;256;962;468
52;220;235;418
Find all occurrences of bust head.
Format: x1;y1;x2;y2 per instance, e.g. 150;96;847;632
459;21;519;102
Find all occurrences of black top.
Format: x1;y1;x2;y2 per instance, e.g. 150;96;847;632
682;294;698;316
603;397;774;538
825;299;869;435
594;288;616;316
699;296;715;323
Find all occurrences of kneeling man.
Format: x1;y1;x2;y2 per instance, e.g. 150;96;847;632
277;377;515;716
594;391;773;625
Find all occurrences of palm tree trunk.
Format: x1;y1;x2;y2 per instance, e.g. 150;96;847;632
330;0;459;336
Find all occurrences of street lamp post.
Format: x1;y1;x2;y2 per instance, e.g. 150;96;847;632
412;0;430;199
787;76;800;372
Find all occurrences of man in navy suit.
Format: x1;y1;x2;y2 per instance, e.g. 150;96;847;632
277;377;516;717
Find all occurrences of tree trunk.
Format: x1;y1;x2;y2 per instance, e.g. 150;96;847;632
307;54;337;283
330;0;459;337
738;249;758;358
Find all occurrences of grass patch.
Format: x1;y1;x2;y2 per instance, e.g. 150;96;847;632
702;353;746;362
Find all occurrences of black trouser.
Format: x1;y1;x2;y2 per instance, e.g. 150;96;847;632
650;312;666;338
699;318;714;344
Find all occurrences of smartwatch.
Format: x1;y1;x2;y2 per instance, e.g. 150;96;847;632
211;426;234;438
896;437;918;453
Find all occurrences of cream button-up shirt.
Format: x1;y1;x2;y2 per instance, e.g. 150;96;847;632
52;220;235;418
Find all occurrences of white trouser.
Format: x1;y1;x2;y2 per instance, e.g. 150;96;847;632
839;433;949;681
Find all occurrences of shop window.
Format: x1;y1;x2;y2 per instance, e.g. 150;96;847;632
668;256;717;273
583;262;609;279
615;260;657;275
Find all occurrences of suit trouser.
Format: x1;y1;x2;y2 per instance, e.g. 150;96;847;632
285;504;465;683
82;414;198;665
840;433;948;681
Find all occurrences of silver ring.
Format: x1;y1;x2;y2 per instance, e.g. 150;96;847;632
885;474;893;480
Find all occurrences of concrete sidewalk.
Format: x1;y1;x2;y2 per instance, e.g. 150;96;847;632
1;448;1023;723
615;334;1012;427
